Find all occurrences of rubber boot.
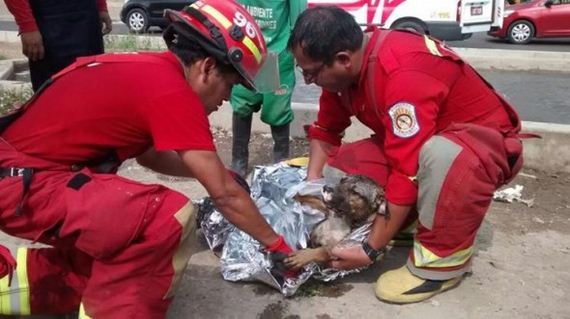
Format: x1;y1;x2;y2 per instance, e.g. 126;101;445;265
231;113;252;177
271;123;290;163
375;266;463;304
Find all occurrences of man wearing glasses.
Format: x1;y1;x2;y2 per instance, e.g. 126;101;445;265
288;6;525;304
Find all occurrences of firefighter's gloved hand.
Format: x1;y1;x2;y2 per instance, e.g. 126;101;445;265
266;235;299;279
0;245;16;285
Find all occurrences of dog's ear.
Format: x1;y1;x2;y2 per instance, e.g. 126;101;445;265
322;185;335;203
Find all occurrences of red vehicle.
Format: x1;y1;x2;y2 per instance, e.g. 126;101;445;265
488;0;570;44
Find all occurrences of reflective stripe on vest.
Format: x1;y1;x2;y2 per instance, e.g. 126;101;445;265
423;35;442;57
413;240;473;268
0;247;30;315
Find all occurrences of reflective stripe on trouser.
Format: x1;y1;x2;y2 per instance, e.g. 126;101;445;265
0;247;30;315
1;173;197;318
79;303;91;319
1;200;196;318
323;127;519;281
164;201;196;299
409;133;497;280
80;198;196;319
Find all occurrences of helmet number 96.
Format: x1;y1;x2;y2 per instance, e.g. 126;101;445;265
233;12;257;39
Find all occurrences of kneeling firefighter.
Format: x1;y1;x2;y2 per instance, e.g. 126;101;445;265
0;0;293;317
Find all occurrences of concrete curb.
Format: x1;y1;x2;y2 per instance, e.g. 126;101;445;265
210;102;570;173
453;47;570;73
0;30;18;43
519;122;570;174
0;58;30;90
0;59;13;80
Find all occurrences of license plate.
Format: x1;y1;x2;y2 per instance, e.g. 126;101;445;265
471;5;483;16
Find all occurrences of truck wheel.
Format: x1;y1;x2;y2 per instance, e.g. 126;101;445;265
392;20;427;34
507;20;534;44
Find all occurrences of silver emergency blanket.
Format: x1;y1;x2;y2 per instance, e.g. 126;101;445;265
196;163;372;296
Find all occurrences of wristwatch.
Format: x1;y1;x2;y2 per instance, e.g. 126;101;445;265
362;241;384;262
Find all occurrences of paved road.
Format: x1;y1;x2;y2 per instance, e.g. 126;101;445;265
292;69;570;125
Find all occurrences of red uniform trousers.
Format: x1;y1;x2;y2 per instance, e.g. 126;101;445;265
326;123;523;280
0;140;196;318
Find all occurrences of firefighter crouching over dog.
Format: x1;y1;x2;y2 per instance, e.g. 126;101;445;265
0;0;294;317
287;6;526;304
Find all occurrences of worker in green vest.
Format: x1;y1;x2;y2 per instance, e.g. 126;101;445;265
231;0;307;177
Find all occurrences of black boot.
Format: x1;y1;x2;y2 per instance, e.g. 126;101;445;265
271;123;290;163
231;113;252;177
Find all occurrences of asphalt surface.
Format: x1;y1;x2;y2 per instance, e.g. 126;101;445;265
446;32;570;52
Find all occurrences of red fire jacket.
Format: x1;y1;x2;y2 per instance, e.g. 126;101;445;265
308;29;521;205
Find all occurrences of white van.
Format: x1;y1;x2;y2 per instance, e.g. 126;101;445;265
308;0;505;41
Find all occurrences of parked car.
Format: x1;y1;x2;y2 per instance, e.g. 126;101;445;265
120;0;192;33
488;0;570;44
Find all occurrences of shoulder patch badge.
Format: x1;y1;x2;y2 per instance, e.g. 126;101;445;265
388;102;420;138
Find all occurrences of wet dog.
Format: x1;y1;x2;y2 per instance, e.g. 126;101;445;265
285;175;384;270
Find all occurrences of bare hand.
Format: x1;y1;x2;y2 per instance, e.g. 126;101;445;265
100;11;113;35
329;244;373;270
21;31;44;61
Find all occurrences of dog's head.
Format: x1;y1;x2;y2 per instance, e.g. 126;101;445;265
326;175;384;227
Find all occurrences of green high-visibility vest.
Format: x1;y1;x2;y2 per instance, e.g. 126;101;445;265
237;0;307;54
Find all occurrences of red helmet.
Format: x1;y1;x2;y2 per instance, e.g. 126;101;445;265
164;0;268;90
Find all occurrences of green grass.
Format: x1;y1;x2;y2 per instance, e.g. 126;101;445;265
0;54;7;60
295;280;324;298
0;87;33;116
104;35;166;52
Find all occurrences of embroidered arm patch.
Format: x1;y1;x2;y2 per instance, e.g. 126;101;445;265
388;102;420;138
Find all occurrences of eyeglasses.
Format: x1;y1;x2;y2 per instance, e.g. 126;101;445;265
296;63;325;81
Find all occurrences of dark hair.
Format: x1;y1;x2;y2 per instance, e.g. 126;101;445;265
164;21;236;75
288;6;363;64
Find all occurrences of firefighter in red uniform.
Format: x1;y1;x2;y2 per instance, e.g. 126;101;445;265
0;0;294;317
287;6;524;303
